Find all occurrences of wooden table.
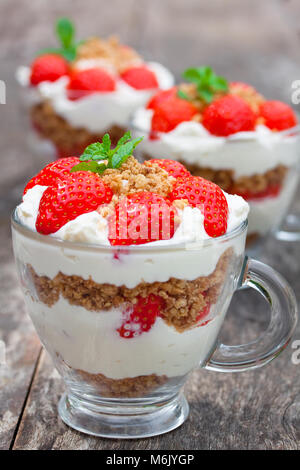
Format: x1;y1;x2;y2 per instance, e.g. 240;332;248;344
1;0;300;450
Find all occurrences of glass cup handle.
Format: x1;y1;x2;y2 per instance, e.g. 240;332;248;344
205;257;298;372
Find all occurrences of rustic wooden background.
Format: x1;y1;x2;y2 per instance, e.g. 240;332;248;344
1;0;300;450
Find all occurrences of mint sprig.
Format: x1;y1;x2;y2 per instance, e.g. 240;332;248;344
71;132;143;175
179;66;228;103
38;17;82;62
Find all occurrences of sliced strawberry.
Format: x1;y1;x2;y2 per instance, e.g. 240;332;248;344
147;87;177;110
259;100;297;131
23;157;80;195
121;65;159;90
196;303;211;325
108;191;178;246
36;171;113;235
30;54;69;86
151;97;198;133
118;294;164;338
169;176;228;237
202;95;256;136
146;159;190;179
67;67;116;100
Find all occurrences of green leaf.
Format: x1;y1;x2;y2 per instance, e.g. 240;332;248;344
70;161;104;173
80;142;108;162
111;137;143;168
115;131;132;148
60;46;77;62
56;17;75;49
177;89;191;100
36;47;65;57
102;134;111;154
181;65;228;103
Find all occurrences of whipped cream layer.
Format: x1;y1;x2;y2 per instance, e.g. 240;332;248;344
132;108;300;178
16;63;174;133
24;295;229;379
15;184;248;287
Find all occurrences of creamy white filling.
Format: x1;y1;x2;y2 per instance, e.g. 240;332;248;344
132;108;299;178
24;294;228;379
16;62;174;132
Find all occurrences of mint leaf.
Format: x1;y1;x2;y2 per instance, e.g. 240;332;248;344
70;161;106;173
114;131;132;149
111;137;143;168
182;66;228;103
80;142;108;161
60;45;77;62
177;89;191;100
102;133;111;154
56;18;75;49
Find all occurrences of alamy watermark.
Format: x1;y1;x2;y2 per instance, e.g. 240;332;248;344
0;80;6;104
291;340;300;365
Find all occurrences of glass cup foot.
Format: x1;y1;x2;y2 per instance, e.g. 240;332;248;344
58;392;189;439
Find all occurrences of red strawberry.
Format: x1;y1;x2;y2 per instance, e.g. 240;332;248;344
121;65;159;90
169;176;228;237
67;68;116;100
202;95;256;136
108;191;178;246
151;97;198;133
30;54;69;86
147;87;177;110
36;171;113;235
146;159;190;179
23;157;80;195
259;100;297;131
117;294;164;338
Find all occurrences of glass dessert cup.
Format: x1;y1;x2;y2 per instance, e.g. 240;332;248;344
12;212;297;439
132;123;300;252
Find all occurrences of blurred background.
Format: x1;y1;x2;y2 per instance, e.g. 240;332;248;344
1;0;300;450
1;0;300;212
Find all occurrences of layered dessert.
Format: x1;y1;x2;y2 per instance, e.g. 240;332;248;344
13;132;248;398
132;66;299;244
16;18;173;158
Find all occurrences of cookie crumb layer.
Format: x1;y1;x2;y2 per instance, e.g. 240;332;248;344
28;248;232;332
31;101;126;155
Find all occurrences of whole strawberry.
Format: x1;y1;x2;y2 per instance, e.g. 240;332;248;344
108;191;178;246
202;95;256;136
23;157;80;195
169;176;228;237
121;65;159;90
36;171;113;235
117;294;164;338
30;54;69;86
151;97;198;133
259;100;297;131
67;68;116;100
146;159;190;179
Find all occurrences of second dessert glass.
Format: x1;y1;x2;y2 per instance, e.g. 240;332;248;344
12;212;297;438
133;122;300;251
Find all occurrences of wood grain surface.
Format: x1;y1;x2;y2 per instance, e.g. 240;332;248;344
0;0;300;450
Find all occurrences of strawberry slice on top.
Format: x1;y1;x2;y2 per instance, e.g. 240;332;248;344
169;176;228;237
151;97;198;133
259;100;297;131
121;65;159;90
147;87;177;110
36;171;113;235
108;191;178;246
23;157;80;195
67;68;116;100
30;54;69;86
202;95;256;136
